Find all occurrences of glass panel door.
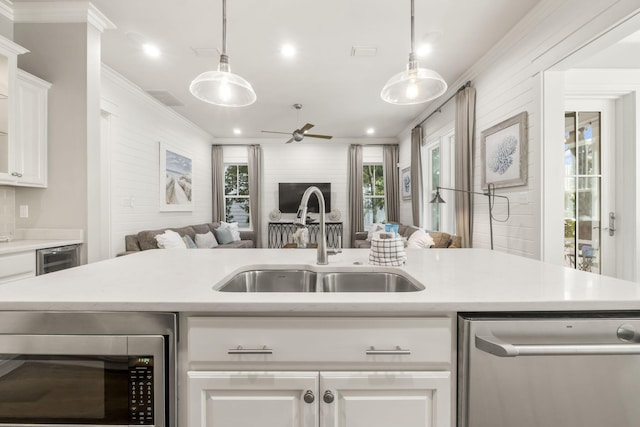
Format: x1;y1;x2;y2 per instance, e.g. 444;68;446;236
0;355;130;424
564;111;601;273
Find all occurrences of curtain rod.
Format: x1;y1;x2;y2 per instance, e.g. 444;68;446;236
416;80;471;128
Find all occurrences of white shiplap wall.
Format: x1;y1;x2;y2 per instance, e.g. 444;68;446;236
399;0;640;259
216;139;392;247
102;67;214;256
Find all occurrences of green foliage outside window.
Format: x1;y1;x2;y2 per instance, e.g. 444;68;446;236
363;164;386;227
224;164;250;228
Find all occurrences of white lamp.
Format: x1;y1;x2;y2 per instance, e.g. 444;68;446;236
381;0;447;105
189;0;256;107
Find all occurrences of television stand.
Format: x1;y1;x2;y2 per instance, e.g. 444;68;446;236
268;222;343;249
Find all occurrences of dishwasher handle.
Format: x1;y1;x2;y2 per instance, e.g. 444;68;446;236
476;333;640;357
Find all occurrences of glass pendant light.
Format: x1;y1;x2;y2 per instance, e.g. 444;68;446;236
189;0;256;107
381;0;447;105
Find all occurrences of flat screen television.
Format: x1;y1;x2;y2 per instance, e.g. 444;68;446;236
278;183;331;213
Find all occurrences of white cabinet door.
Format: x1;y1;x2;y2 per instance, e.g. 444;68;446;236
188;371;319;427
320;371;451;427
12;69;50;187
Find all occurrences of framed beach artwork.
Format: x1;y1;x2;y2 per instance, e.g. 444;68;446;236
401;167;411;200
481;112;528;189
159;142;193;211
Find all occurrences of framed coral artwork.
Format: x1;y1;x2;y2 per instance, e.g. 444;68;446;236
401;167;411;200
481;112;528;189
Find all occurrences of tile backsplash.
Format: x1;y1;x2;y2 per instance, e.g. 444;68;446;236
0;186;15;237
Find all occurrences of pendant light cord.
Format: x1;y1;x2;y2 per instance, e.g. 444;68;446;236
410;0;415;55
222;0;227;55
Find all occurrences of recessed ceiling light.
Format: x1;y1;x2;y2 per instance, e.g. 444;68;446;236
143;43;161;58
233;128;242;135
280;44;296;57
366;128;375;135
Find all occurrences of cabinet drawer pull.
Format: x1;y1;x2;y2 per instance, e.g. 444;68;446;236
365;346;411;355
227;345;273;355
11;172;23;178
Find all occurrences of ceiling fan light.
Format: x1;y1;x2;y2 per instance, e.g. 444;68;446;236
381;66;447;105
189;57;257;107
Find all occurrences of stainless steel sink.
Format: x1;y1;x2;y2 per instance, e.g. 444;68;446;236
322;272;424;292
217;270;317;292
217;269;423;292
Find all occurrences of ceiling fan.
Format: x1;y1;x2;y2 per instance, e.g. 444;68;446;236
262;104;333;144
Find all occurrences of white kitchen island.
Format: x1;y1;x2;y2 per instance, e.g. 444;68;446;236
1;248;639;427
0;248;637;312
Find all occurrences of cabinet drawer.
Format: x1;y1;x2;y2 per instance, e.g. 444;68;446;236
188;317;451;369
0;250;35;283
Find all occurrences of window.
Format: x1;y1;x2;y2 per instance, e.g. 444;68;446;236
224;164;250;228
363;164;386;228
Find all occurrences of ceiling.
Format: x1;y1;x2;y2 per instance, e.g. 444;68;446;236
572;29;640;69
83;0;541;141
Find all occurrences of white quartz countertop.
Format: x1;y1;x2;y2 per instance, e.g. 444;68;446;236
0;248;639;313
0;238;83;255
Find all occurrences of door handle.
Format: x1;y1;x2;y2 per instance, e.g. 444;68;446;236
608;212;616;236
475;333;640;357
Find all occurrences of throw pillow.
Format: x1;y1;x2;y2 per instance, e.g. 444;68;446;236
183;235;197;249
220;221;241;241
407;229;435;249
195;231;219;249
214;227;234;245
154;230;187;249
385;223;399;237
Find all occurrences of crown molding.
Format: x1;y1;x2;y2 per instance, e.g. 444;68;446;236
102;64;213;139
0;0;13;21
13;1;116;32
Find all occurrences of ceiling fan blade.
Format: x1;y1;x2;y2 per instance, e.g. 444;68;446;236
298;123;314;133
285;137;295;144
262;130;292;135
304;134;333;139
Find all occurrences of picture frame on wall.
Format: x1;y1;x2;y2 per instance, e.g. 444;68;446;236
159;142;193;211
481;111;528;189
401;167;411;200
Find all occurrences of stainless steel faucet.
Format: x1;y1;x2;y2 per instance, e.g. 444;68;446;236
294;186;341;265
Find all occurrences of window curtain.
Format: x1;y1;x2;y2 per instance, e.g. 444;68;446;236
410;126;424;227
248;145;263;248
348;145;363;247
211;145;225;222
454;85;476;248
383;145;400;223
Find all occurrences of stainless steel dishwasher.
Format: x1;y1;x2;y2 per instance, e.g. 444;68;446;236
458;313;640;427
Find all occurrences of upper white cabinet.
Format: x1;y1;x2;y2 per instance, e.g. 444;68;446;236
12;69;51;187
0;35;28;185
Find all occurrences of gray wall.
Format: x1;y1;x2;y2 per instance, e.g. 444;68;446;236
14;23;93;261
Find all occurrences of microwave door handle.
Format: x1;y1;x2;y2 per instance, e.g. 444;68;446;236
475;334;640;357
0;335;128;355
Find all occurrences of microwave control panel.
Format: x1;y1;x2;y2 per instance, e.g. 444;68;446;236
129;356;154;425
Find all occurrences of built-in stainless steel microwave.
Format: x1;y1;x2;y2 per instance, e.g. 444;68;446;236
0;312;176;427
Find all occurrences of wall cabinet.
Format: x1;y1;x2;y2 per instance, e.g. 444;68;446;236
0;36;28;184
185;316;453;427
11;69;51;187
